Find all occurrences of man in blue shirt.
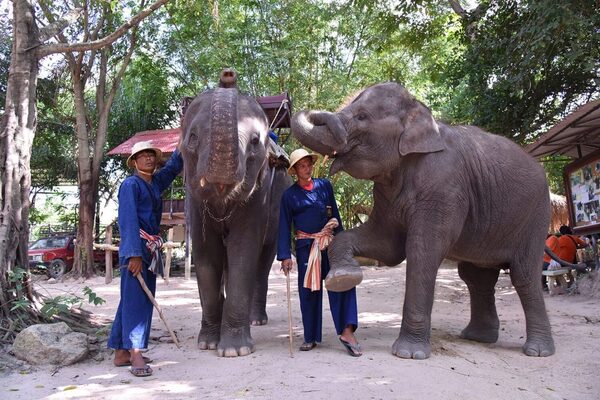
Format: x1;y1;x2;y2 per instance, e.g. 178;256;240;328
108;141;183;377
277;149;361;356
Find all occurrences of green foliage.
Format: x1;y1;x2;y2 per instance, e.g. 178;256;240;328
543;156;573;195
7;267;28;300
83;286;106;306
435;0;600;143
40;287;106;319
40;295;81;319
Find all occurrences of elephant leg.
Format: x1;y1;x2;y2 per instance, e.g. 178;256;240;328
509;250;555;357
217;233;261;357
393;247;441;360
457;262;500;343
192;216;225;350
393;210;461;360
326;219;405;292
249;242;276;326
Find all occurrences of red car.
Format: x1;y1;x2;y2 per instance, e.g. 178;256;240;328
28;235;118;278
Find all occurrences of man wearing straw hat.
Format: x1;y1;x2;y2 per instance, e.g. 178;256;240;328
108;141;183;377
277;148;362;357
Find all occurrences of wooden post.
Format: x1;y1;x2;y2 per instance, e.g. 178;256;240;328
164;227;174;284
105;225;113;284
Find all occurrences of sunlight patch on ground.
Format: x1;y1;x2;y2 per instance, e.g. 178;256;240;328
359;312;402;324
47;380;197;399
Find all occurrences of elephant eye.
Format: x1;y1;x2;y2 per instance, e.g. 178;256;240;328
251;134;260;146
186;131;198;152
356;112;368;121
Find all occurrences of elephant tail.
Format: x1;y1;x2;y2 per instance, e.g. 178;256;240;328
544;246;588;272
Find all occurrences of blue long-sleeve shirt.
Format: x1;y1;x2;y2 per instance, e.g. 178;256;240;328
118;149;183;266
277;178;343;261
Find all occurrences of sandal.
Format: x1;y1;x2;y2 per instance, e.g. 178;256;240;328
115;356;153;367
130;365;153;377
299;342;316;351
339;337;362;357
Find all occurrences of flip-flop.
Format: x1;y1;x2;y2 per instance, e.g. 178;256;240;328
299;342;316;351
115;356;153;367
339;337;362;357
130;365;153;377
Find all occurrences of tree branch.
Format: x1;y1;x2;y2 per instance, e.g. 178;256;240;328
37;0;168;57
37;7;83;43
448;0;468;20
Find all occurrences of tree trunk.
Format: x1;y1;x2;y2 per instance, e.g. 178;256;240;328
0;0;39;320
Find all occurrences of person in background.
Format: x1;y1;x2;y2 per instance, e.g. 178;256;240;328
557;225;588;264
277;148;362;357
108;141;183;377
542;233;560;291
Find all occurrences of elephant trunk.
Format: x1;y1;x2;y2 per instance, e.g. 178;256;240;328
206;87;239;185
292;110;347;155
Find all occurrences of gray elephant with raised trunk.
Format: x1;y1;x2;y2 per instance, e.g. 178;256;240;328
292;82;554;359
180;70;291;357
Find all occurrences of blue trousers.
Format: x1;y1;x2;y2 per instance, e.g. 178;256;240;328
296;246;358;343
108;264;156;350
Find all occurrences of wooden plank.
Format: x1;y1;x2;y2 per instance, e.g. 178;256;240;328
105;225;113;284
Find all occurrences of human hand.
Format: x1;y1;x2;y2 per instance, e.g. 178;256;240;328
280;259;293;276
128;256;143;276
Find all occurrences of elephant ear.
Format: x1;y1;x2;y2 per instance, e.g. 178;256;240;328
398;101;445;156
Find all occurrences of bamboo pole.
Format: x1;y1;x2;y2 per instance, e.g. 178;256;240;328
286;272;293;357
136;274;180;348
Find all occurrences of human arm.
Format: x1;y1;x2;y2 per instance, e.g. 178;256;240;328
117;179;144;269
325;179;343;233
280;258;294;276
154;149;184;193
128;256;143;276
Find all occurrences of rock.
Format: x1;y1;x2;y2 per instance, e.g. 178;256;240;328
11;322;88;366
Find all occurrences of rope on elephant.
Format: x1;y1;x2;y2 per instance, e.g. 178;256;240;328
296;218;339;291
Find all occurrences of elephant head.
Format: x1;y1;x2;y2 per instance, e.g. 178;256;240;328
180;69;269;206
292;82;444;180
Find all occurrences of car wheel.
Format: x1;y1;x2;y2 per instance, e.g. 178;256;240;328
47;259;67;279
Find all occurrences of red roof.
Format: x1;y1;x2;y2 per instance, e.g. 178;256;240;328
107;127;181;156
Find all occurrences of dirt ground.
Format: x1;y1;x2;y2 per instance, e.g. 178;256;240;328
2;260;599;400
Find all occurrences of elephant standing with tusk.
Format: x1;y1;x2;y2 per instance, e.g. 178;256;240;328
292;82;555;360
180;69;292;357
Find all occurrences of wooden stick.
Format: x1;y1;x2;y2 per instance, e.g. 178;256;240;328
286;272;294;357
136;274;181;348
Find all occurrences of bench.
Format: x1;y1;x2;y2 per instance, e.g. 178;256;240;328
542;268;575;296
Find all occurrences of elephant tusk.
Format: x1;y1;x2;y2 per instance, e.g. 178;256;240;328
200;177;207;188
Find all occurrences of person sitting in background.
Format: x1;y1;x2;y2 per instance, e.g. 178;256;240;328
542;233;560;291
557;225;588;264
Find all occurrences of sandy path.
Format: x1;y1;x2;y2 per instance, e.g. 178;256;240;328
2;261;599;400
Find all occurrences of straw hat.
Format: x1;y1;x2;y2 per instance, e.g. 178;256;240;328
126;141;163;169
287;148;319;175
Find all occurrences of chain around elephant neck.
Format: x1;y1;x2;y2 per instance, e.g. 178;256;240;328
202;200;236;240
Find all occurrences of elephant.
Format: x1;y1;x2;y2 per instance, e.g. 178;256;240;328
180;69;292;357
291;82;554;360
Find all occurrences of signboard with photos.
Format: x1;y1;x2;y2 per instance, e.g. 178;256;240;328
564;149;600;235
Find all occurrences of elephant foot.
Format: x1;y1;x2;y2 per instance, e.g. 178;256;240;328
249;310;268;326
325;267;363;292
217;334;255;357
197;327;220;350
392;334;430;360
460;322;499;343
523;336;555;357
